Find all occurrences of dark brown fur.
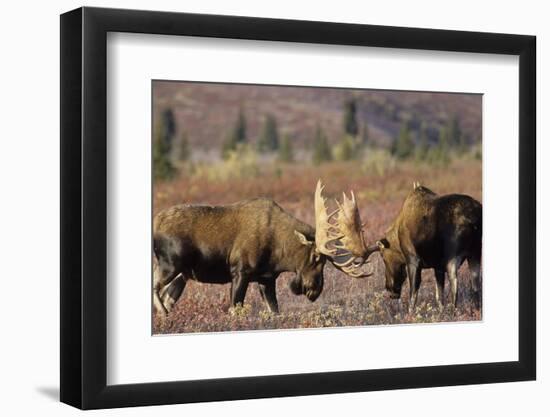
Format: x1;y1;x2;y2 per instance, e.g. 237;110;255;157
153;198;325;315
377;185;482;311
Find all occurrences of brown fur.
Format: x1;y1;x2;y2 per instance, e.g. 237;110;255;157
377;185;482;311
153;198;325;315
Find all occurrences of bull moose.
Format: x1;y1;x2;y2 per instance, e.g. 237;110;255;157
152;187;369;316
317;182;482;311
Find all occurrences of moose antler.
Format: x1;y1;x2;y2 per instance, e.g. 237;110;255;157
314;180;378;278
314;180;341;257
328;190;374;278
334;191;368;257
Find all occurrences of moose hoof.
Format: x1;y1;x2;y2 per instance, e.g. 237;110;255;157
155;306;168;318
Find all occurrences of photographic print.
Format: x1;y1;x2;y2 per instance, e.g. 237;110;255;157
152;81;482;335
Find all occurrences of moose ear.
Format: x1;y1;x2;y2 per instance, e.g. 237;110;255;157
376;238;389;250
294;230;314;247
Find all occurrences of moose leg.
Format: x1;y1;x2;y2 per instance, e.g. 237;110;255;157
468;255;482;310
230;264;250;307
407;258;422;313
153;287;167;316
160;274;187;313
434;269;446;310
446;258;459;309
258;280;279;313
153;262;180;316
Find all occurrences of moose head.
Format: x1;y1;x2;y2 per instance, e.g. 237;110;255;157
292;181;378;301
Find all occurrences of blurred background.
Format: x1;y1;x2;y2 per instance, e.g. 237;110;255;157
153;81;481;205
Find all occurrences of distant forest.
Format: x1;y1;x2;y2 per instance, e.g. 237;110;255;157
152;81;482;180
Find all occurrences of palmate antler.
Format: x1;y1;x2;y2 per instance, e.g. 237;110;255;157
314;180;378;278
331;191;373;277
314;180;341;257
335;191;367;257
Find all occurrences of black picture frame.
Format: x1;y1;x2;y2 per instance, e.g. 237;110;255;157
60;6;536;410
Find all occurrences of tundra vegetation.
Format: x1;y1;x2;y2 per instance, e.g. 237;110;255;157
152;83;482;333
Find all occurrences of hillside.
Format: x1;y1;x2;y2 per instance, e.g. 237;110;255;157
152;80;482;153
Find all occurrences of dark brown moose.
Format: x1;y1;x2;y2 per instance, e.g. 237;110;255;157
317;182;482;312
152;183;370;316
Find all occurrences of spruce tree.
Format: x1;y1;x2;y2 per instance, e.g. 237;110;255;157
393;122;413;159
221;108;248;159
414;122;429;161
343;98;359;137
312;125;332;165
233;107;247;145
257;114;279;152
447;116;462;148
161;108;176;147
153;119;176;180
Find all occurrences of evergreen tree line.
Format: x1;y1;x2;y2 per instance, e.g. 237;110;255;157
392;115;472;163
153;108;190;181
312;98;370;165
221;99;371;166
221;109;294;163
153;100;478;181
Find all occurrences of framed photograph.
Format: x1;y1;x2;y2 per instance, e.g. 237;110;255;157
60;6;536;409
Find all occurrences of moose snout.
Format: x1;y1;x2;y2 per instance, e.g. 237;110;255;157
289;277;302;296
